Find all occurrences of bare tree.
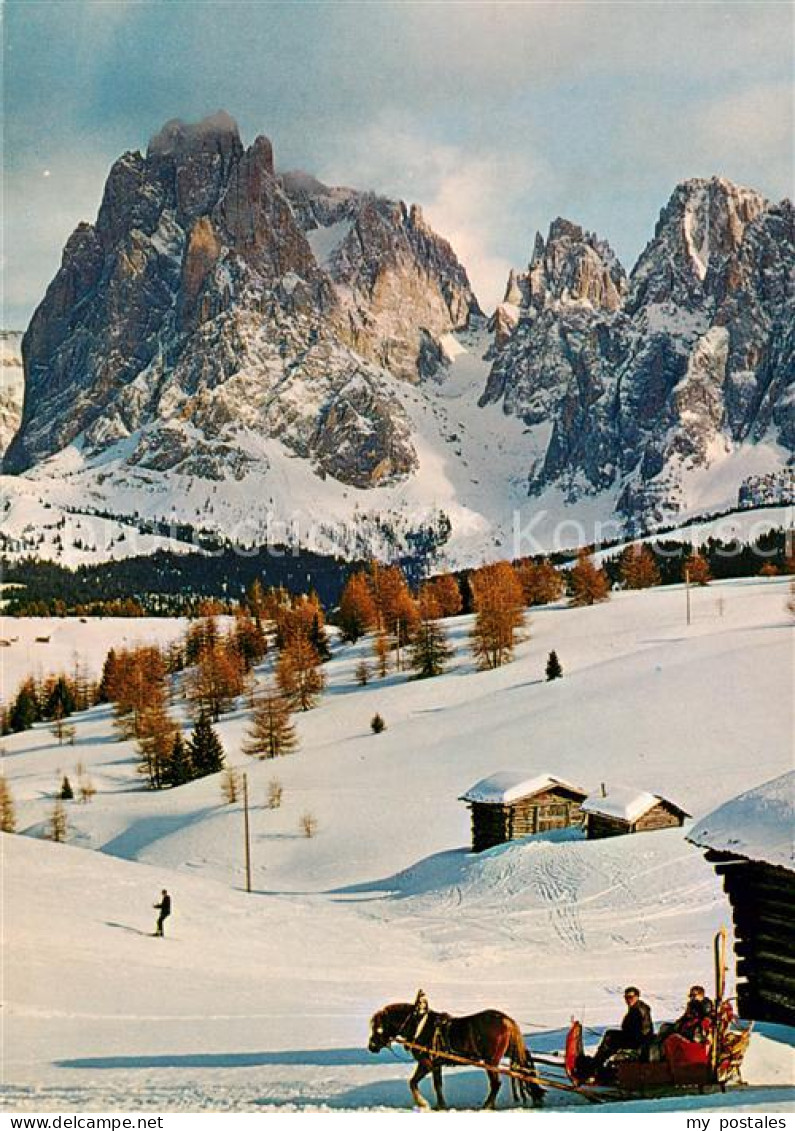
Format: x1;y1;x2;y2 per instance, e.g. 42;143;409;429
299;812;318;838
266;779;284;809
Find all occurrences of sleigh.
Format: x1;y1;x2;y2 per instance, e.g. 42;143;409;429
563;1013;753;1097
562;931;753;1099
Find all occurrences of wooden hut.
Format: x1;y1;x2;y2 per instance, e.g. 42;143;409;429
582;785;689;839
687;771;795;1026
460;771;587;853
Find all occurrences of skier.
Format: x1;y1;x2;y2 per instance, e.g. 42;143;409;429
153;889;171;937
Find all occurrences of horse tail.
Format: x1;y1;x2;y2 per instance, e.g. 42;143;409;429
508;1020;545;1107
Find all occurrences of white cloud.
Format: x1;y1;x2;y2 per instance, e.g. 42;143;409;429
3;151;111;328
315;114;545;310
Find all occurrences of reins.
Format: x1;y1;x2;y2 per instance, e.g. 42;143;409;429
392;1036;604;1103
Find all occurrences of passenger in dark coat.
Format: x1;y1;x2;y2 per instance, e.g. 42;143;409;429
674;985;714;1040
153;889;171;937
592;987;654;1074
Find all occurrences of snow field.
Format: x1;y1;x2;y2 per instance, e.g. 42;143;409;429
2;577;793;1111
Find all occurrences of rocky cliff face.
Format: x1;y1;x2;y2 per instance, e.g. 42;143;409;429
0;331;24;457
5;113;478;486
483;178;794;522
4;130;792;560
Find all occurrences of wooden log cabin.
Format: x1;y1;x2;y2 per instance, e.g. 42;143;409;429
460;771;587;853
582;784;689;839
687;771;795;1026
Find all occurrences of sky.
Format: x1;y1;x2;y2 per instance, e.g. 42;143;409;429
3;0;793;329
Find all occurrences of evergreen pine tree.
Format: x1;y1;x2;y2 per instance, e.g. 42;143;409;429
187;713;226;777
244;689;298;759
95;648;118;704
545;650;563;681
45;675;77;720
355;660;371;686
9;679;40;732
0;776;16;833
370;712;386;734
310;613;332;661
59;775;74;800
164;733;193;787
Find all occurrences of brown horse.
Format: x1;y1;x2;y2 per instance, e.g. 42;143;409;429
368;1000;544;1110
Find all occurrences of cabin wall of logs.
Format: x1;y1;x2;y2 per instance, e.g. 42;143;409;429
706;850;795;1026
586;800;686;840
469;788;585;853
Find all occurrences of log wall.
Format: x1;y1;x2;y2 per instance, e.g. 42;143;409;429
587;800;685;839
706;850;795;1026
469;788;585;852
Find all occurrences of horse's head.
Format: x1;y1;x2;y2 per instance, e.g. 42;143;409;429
368;1003;413;1053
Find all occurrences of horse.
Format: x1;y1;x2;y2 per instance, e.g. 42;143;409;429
368;999;545;1110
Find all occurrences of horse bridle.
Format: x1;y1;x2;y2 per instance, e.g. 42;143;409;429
374;1001;430;1050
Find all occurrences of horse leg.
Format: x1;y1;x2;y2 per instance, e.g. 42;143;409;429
431;1065;448;1111
483;1068;502;1110
409;1060;432;1110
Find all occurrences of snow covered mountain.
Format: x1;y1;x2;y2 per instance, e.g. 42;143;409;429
484;179;794;524
0;331;24;457
1;114;792;567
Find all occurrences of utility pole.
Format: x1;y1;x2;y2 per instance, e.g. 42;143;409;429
685;565;691;627
243;771;252;893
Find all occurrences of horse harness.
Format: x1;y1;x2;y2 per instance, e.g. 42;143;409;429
399;990;453;1059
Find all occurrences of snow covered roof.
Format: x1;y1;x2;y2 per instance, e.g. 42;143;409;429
460;771;586;806
581;785;689;823
687;771;795;872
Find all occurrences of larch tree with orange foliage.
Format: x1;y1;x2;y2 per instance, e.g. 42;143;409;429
276;636;326;711
377;565;419;648
372;630;390;677
244;687;298;759
339;572;378;641
110;646;169;740
684;551;712;586
187;641;249;721
619;544;661;589
568;551;610;606
517;559;565;606
469;561;526;669
425;573;463;617
136;695;178;789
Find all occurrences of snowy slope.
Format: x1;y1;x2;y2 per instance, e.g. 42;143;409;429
0;617;193;702
3;578;794;1111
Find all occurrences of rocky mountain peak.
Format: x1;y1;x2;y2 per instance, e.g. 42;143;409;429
519;217;626;314
481;174;792;527
147;111;243;160
628;175;769;313
4;114;478;482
